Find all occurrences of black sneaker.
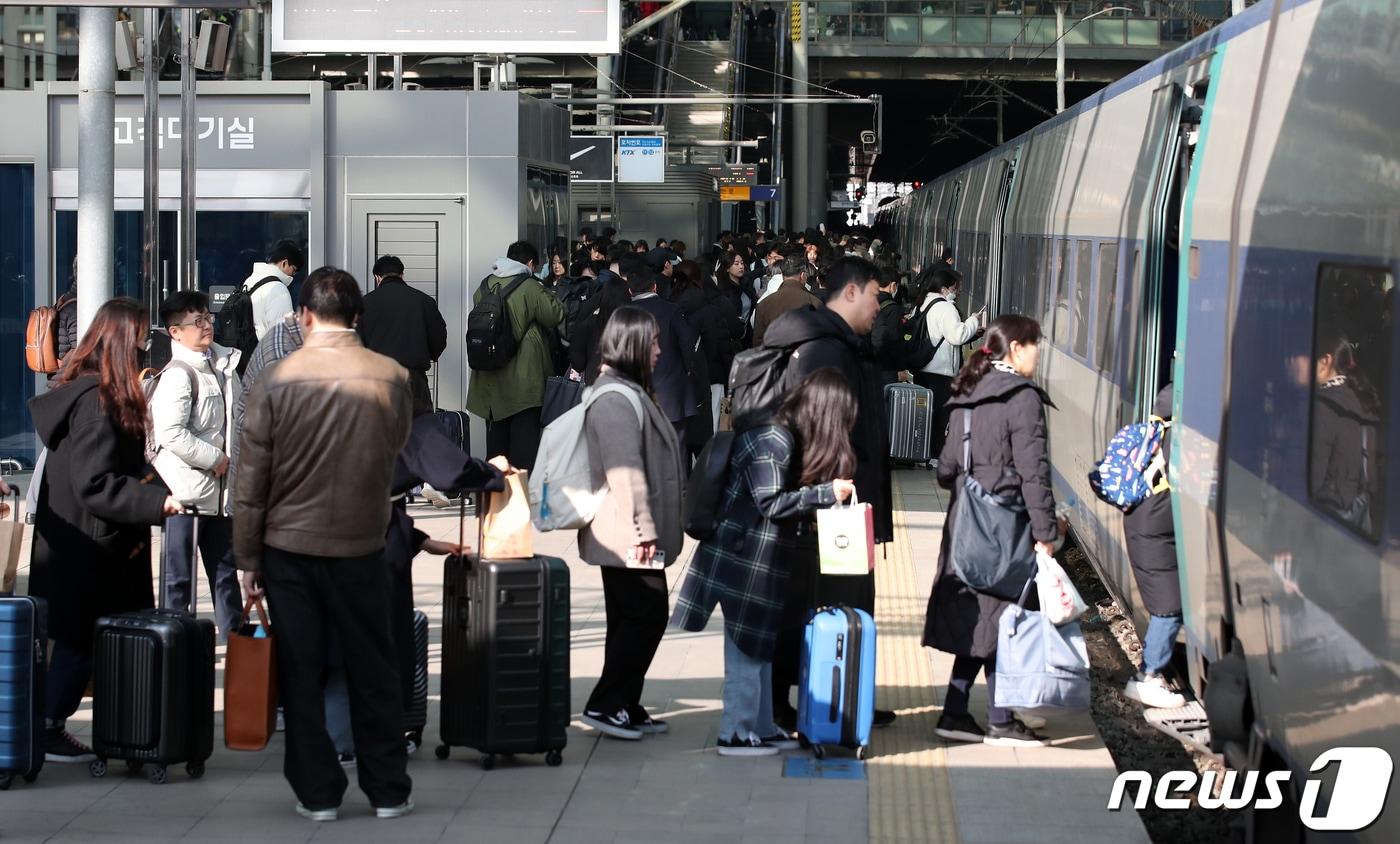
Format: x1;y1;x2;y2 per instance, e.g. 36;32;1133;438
716;734;779;757
338;752;356;769
626;705;669;735
580;708;643;740
934;712;986;743
873;708;897;728
984;719;1050;747
44;729;97;763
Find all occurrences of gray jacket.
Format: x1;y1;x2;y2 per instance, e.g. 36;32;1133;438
578;370;685;567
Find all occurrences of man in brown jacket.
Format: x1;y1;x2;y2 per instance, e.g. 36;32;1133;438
235;269;415;823
752;253;823;347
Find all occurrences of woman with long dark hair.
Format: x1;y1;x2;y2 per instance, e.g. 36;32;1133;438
578;306;686;740
673;368;857;756
27;298;183;762
923;314;1061;748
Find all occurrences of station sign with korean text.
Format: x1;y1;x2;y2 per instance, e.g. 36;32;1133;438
50;94;311;170
617;136;665;184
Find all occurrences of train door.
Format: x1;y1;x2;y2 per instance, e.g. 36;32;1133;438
988;154;1018;318
1126;83;1186;422
348;198;466;412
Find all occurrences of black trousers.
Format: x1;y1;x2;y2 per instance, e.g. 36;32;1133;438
485;407;543;472
914;372;955;459
261;546;411;811
161;514;243;640
585;566;668;715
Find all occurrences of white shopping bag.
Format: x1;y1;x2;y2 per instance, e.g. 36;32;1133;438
1035;549;1088;626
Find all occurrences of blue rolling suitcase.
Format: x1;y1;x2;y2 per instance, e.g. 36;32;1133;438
0;595;46;790
797;605;876;760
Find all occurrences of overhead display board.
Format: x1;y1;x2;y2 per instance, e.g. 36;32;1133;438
617;136;664;184
273;0;621;55
569;136;613;183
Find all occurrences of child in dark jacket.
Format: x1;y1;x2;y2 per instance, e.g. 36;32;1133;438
671;368;856;756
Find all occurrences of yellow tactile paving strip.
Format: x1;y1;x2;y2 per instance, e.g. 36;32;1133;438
868;477;961;844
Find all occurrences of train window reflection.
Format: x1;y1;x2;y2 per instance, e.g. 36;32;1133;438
1097;242;1119;371
1052;238;1070;347
1073;239;1093;358
1307;264;1392;542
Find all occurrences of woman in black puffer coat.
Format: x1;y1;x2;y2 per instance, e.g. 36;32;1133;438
923;314;1061;748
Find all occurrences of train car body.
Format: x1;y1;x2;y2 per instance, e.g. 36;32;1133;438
880;0;1397;838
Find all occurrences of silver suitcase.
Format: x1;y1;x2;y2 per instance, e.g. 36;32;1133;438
885;383;934;464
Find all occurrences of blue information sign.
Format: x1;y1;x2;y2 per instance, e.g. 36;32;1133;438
617;136;666;184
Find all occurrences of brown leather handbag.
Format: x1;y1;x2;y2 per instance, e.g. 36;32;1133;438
224;596;278;751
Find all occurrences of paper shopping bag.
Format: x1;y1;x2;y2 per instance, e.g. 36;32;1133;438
817;496;875;576
224;597;278;751
480;470;535;559
1;492;25;595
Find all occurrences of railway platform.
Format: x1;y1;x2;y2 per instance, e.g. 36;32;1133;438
2;469;1150;844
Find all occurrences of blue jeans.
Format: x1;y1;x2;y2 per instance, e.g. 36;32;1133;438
1141;613;1183;676
720;628;781;742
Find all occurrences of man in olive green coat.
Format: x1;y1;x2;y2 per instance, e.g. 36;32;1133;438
466;241;565;471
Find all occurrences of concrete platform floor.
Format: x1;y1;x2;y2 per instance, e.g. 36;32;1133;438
1;469;1148;844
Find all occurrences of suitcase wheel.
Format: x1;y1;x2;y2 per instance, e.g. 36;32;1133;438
148;765;168;785
186;761;205;780
811;744;826;760
480;754;496;771
89;758;107;778
434;744;451;761
546;750;563;767
856;745;869;761
0;772;12;790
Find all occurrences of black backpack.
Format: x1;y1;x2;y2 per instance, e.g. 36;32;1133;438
684;431;736;540
727;343;797;431
466;274;530;371
897;298;943;371
556;277;598;349
215;276;278;374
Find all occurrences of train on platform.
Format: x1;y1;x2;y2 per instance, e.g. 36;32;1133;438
877;0;1397;839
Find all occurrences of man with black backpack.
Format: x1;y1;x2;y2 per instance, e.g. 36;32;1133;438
216;241;303;375
465;241;565;472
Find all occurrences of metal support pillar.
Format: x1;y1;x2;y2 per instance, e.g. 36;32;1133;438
2;7;20;89
261;0;272;81
791;2;810;230
595;55;614;142
143;10;162;316
77;6;116;332
366;53;377;90
772;26;786;230
42;8;57;82
808;103;827;230
180;8;197;291
393;54;404;90
1055;2;1067;114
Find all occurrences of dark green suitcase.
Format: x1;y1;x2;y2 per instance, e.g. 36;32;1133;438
435;554;569;769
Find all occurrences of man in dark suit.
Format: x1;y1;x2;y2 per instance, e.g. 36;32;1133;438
619;253;700;443
357;255;448;416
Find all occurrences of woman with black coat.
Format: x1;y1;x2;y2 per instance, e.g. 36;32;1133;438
569;274;634;383
923;314;1061;748
26;298;183;763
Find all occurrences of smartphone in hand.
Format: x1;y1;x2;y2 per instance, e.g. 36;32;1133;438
625;548;667;570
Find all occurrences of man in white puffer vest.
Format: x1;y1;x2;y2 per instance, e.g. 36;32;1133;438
150;290;244;640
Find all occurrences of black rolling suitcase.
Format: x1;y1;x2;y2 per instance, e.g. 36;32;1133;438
89;512;215;784
435;409;470;454
0;594;46;791
885;382;934;464
404;608;429;746
435;500;569;769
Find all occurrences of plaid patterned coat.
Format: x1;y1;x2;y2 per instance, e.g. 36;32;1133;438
671;425;837;661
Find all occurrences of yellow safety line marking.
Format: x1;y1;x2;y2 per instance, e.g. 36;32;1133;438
868;474;960;844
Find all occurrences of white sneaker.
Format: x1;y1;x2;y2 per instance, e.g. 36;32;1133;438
1124;673;1186;709
420;486;453;508
1013;710;1047;730
376;800;415;820
296;803;338;822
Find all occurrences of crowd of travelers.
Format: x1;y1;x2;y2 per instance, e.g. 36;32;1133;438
7;219;1197;819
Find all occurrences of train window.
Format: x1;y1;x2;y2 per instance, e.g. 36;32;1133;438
1023;237;1042;317
1097;242;1119;371
1308;264;1392;541
1052;239;1071;347
1072;240;1093;358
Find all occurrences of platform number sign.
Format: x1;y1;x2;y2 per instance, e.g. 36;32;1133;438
617;136;666;184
